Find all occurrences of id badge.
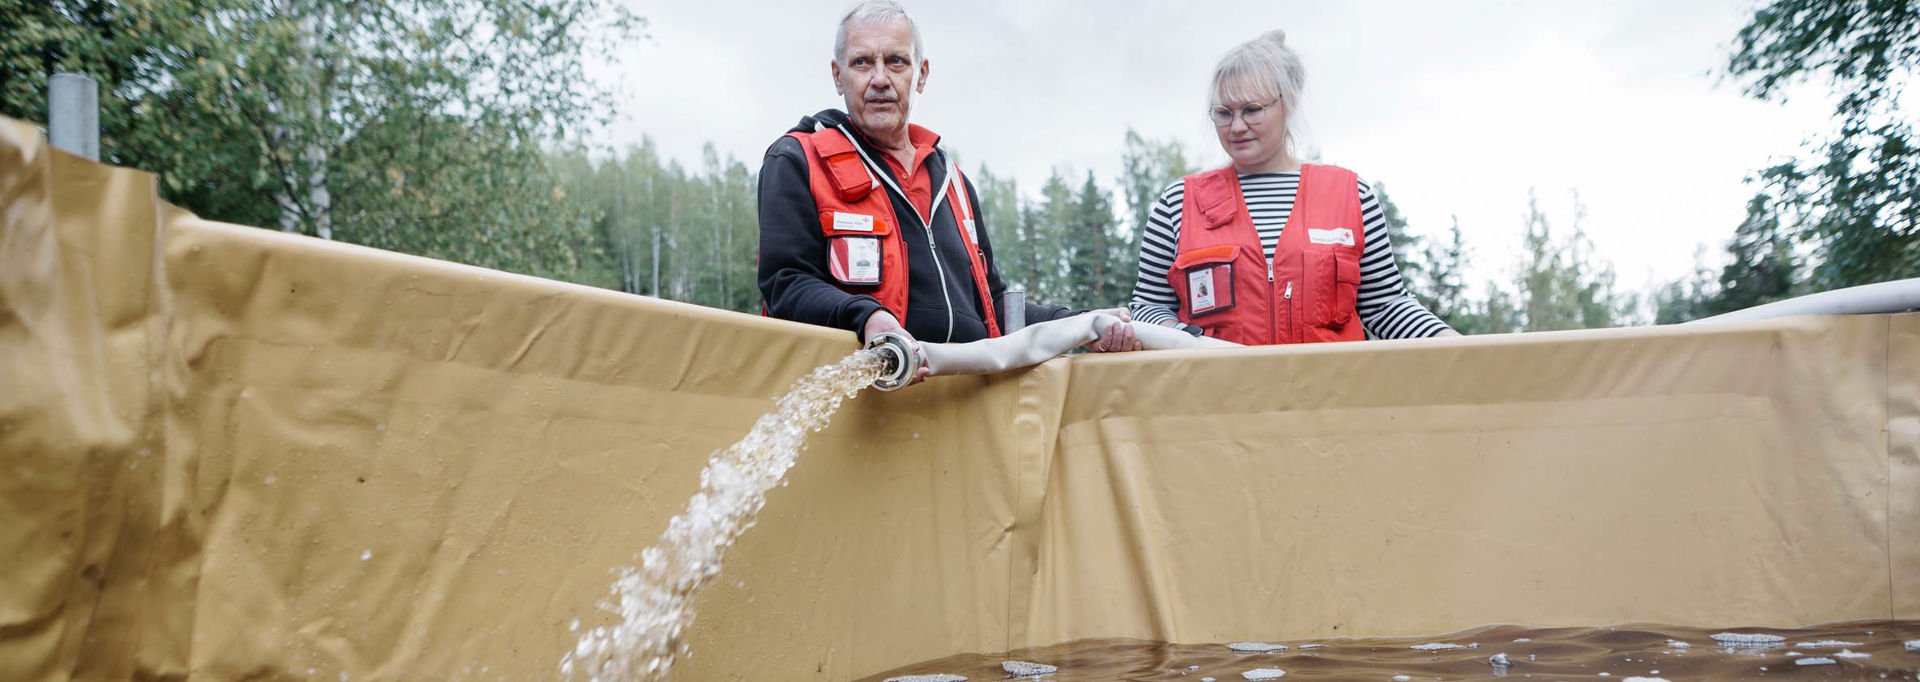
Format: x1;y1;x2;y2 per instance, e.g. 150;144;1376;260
1185;262;1234;316
829;236;883;285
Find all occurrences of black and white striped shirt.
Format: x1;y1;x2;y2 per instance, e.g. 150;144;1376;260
1129;172;1451;340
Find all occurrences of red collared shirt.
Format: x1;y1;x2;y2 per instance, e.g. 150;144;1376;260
869;123;941;221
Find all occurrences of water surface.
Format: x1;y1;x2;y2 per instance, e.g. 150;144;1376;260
861;621;1920;680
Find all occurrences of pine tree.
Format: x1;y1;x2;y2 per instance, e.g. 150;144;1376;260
1654;247;1719;324
1120;130;1195;271
1061;172;1126;307
974;167;1037;296
1729;0;1920;288
1708;192;1798;315
1373;181;1424;287
1416;217;1473;327
1516;192;1628;331
1028;170;1079;305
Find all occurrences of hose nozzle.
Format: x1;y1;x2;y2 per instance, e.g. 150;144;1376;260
864;331;922;392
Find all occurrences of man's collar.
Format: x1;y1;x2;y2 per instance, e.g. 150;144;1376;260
847;118;943;154
904;123;940;151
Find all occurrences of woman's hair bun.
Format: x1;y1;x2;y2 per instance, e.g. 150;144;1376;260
1260;29;1287;46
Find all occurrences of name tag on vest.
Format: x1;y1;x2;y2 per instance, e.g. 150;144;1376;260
833;211;875;232
1186;263;1233;316
829;236;882;285
1308;228;1354;246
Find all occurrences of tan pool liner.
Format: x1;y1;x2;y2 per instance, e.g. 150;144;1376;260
3;118;1914;680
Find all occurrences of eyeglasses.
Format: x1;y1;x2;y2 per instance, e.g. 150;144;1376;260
1209;101;1279;127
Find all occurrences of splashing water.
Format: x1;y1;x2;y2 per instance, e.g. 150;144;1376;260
562;351;886;681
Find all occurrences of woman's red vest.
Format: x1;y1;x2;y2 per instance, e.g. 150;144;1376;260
1166;164;1366;345
787;126;1000;338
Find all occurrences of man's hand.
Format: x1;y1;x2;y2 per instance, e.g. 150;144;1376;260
1084;307;1142;353
863;310;930;386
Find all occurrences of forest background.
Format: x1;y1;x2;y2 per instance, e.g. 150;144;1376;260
3;0;1914;332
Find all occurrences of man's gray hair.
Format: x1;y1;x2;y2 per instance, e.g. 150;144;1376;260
833;0;924;65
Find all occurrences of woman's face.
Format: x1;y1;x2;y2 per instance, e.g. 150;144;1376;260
1212;79;1287;172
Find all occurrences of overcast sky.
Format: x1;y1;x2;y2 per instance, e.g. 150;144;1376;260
596;0;1838;295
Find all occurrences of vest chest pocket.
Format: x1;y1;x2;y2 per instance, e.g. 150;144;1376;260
821;210;893;287
1172;245;1239;318
1306;245;1361;328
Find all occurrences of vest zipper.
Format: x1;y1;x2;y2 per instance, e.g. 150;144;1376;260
925;225;956;341
1268;255;1280;344
1283;279;1294;344
840;125;960;341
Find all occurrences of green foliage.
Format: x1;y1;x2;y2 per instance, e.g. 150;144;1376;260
556;139;759;312
2;0;640;282
1413;217;1472;328
1;0;1656;330
972;165;1034;298
1463;283;1524;335
1713;192;1799;312
1653;248;1719;325
1394;191;1631;334
1373;181;1423;285
993;165;1143;310
1022;170;1078;305
1514;193;1630;331
1062;172;1128;306
1729;0;1920;288
1651;192;1801;323
1120;129;1194;267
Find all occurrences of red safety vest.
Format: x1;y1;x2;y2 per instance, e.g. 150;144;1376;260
1166;164;1365;345
787;126;1001;338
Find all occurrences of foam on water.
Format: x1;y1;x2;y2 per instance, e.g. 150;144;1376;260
1795;639;1862;647
561;352;885;681
1001;660;1057;676
1710;632;1784;645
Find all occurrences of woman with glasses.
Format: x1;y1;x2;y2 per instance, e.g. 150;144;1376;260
1128;30;1458;344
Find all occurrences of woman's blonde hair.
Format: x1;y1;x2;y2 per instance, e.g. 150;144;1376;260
1211;30;1306;158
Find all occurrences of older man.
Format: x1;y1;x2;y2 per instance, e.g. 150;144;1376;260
757;1;1134;377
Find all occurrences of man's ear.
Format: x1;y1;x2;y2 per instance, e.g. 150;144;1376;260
831;60;844;95
916;58;930;93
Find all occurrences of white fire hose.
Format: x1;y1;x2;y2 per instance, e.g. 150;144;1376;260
865;312;1238;391
1687;277;1920;324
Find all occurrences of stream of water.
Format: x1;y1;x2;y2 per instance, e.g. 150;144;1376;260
561;351;886;682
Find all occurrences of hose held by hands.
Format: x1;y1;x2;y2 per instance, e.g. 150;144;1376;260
865;312;1237;391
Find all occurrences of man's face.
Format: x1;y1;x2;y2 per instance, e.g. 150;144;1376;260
832;17;927;142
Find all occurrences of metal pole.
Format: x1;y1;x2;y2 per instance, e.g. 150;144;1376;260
1002;287;1026;333
48;73;100;161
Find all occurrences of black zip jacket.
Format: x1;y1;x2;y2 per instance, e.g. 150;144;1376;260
757;109;1075;343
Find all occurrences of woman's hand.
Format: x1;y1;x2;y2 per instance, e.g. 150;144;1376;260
1085;308;1142;353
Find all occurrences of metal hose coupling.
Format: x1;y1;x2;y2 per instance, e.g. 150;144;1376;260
864;331;923;392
